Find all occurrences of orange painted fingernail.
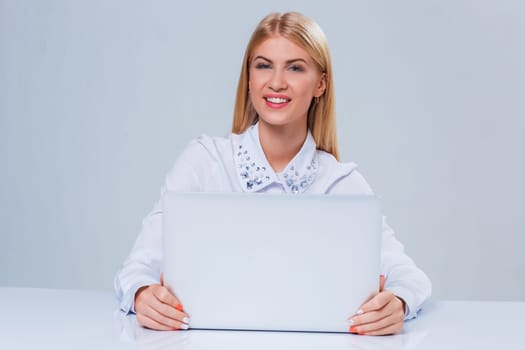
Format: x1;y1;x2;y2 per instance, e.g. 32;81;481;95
175;304;183;312
349;326;358;333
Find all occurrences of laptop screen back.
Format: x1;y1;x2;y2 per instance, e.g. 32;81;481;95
162;192;381;332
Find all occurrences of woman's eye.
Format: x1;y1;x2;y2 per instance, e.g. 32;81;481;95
289;65;304;72
255;63;271;69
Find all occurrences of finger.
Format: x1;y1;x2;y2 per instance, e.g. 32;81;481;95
350;312;398;333
351;293;402;325
379;275;385;292
149;294;191;322
153;285;184;311
361;322;403;336
350;309;388;327
136;312;175;331
141;304;190;330
358;291;392;313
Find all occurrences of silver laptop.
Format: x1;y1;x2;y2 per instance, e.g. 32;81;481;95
162;192;381;333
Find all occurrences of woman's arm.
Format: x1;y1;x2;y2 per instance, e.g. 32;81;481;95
114;139;208;329
327;167;432;334
348;218;432;335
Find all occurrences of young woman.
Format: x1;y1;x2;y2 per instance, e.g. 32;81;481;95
114;12;431;336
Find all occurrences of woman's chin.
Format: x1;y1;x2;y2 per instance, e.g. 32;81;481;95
257;115;307;130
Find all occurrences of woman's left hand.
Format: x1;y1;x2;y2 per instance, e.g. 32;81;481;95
348;275;406;336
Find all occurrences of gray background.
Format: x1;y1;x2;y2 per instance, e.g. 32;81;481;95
1;0;524;301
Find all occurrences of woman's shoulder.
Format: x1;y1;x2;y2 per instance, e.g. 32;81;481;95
316;150;374;195
163;133;236;191
174;133;235;164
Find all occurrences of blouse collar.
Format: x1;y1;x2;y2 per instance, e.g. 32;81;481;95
232;123;319;194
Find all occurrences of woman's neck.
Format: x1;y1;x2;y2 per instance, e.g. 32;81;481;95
258;121;307;173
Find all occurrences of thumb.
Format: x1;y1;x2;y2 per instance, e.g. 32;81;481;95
380;274;385;292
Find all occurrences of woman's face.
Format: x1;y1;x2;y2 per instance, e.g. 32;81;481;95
248;35;325;130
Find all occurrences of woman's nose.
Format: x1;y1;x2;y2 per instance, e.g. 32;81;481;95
268;70;287;91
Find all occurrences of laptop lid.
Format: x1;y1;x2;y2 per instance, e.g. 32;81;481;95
162;192;381;333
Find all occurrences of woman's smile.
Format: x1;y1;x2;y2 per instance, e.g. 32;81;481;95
264;94;291;109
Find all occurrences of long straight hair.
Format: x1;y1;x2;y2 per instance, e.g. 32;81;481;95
231;12;339;160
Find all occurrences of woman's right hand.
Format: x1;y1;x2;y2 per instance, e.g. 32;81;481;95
134;274;191;331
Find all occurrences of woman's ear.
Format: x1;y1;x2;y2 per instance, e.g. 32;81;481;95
315;73;327;97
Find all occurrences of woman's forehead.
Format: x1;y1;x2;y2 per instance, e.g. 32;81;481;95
251;35;312;63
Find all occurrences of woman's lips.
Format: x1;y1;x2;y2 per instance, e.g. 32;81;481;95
264;95;291;109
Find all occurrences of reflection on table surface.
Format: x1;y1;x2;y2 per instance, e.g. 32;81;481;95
116;310;427;350
0;288;523;350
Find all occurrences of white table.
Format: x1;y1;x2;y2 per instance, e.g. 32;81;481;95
0;287;523;349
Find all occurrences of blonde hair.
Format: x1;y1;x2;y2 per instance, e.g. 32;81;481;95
231;12;339;160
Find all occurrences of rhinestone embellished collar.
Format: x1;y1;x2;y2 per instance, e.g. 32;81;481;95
232;123;319;194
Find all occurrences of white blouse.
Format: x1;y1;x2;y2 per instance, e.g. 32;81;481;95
114;123;431;320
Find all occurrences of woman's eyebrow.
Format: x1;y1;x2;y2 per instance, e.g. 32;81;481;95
253;55;308;65
286;58;308;65
253;55;272;63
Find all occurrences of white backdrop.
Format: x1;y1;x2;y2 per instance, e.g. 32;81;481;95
1;0;524;301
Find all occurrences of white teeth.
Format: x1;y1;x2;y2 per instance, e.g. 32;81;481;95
266;97;288;104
